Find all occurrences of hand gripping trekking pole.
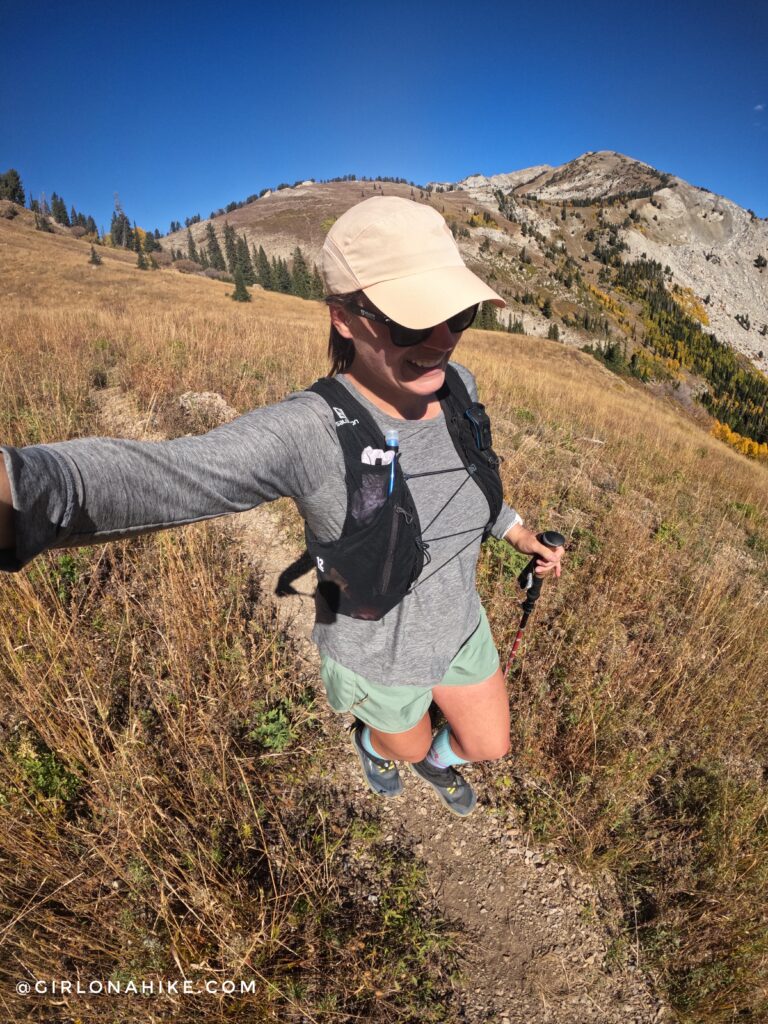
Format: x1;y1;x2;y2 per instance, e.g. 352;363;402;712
503;530;565;679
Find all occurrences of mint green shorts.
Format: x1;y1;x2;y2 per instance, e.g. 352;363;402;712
318;606;500;734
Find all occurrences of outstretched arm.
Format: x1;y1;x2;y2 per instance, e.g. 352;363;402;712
0;392;334;573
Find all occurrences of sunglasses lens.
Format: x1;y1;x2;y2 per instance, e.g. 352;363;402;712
390;325;432;347
447;304;479;332
390;305;480;345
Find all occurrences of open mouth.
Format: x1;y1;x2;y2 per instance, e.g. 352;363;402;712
405;356;445;373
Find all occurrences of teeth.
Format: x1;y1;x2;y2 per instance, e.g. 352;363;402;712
408;358;443;368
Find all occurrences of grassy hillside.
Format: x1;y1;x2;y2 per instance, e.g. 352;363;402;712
1;216;767;1022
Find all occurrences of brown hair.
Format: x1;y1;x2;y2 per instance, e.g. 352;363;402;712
326;290;364;376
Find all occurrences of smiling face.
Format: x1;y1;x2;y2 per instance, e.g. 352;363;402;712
328;298;463;420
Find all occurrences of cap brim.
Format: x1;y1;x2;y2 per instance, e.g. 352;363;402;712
362;265;506;329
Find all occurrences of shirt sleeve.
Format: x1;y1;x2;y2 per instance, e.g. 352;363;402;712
0;391;336;573
450;361;524;540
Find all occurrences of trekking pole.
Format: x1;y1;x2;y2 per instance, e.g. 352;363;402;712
503;530;566;679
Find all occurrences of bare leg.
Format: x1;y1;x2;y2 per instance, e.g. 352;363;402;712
368;711;433;763
431;667;511;762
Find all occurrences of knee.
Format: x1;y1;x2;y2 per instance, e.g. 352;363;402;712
400;739;433;763
459;733;511;763
371;729;432;764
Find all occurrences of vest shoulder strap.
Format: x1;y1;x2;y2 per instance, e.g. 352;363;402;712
307;376;387;452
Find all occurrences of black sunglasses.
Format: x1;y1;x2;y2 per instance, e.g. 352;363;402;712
328;298;479;347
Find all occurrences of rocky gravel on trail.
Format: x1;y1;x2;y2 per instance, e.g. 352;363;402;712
94;388;672;1024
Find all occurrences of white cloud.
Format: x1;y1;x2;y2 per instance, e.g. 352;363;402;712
755;103;765;112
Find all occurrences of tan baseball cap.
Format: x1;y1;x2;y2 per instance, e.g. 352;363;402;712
321;196;506;329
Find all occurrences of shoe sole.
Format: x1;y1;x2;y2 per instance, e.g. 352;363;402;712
407;762;477;817
349;727;403;798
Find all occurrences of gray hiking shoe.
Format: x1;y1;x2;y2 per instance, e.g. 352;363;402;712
349;720;403;798
409;758;477;817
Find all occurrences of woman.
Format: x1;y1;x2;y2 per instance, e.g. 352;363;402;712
0;196;563;817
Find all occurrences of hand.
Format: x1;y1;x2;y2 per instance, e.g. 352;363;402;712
531;541;564;579
504;524;564;579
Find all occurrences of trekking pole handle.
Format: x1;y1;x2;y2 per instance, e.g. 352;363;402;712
517;530;566;614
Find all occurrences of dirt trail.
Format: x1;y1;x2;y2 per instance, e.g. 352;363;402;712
92;387;671;1024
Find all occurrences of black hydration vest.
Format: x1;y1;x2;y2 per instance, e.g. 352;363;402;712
305;365;504;620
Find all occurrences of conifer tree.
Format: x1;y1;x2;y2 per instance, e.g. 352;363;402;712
187;228;199;263
291;246;310;298
137;247;148;270
223;221;238;273
310;263;324;300
273;256;291;294
475;301;500;330
133;224;142;253
256;245;272;290
199;247;210;269
88;245;102;266
205;222;226;270
0;168;25;204
50;192;70;226
231;266;251;302
236;234;255;284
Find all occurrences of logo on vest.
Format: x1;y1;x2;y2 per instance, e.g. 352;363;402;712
316;556;325;573
332;406;359;427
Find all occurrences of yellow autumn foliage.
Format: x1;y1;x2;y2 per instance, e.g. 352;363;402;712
710;419;768;463
587;283;625;318
672;285;710;326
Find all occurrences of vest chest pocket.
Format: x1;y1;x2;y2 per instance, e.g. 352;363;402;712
349;463;390;526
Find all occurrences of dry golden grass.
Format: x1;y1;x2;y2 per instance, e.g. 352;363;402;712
1;215;768;1021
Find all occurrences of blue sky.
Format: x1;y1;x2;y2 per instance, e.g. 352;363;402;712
2;0;766;232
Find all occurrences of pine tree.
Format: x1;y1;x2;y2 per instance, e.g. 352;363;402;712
547;323;560;340
187;228;199;263
310;263;324;300
291;246;310;298
0;168;25;204
256;245;272;289
236;234;255;283
273;256;291;293
50;192;70;226
137;247;148;270
133;223;142;253
89;245;102;265
223;221;238;272
475;302;500;330
199;247;210;269
231;266;251;302
205;222;226;270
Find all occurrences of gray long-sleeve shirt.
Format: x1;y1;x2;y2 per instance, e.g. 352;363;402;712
0;362;521;687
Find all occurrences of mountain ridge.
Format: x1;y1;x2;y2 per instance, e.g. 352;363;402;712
163;151;767;376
